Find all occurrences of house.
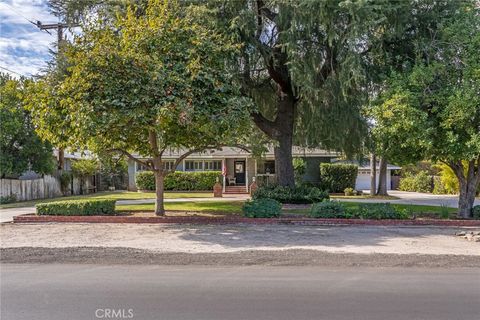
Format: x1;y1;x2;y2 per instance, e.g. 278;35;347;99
127;147;400;193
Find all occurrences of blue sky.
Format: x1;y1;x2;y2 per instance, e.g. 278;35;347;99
0;0;63;78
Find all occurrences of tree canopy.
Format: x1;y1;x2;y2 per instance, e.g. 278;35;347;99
26;0;253;214
371;2;480;217
0;73;55;177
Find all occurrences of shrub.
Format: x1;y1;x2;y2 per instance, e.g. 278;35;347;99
399;170;432;193
344;187;355;196
252;185;329;204
0;194;16;204
59;171;72;194
319;163;358;193
310;201;349;219
135;171;156;190
36;199;116;216
473;206;480;220
293;158;306;184
243;198;282;218
135;171;221;191
356;203;409;220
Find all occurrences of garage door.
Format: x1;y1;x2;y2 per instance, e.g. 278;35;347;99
356;173;371;190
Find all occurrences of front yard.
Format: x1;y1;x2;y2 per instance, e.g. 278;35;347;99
115;201;459;219
0;191;213;209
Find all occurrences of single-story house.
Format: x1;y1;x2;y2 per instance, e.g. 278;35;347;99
127;147;400;193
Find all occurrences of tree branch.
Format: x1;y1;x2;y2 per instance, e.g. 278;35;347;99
107;149;152;170
251;111;277;137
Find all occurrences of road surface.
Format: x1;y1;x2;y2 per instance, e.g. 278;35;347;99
1;264;479;320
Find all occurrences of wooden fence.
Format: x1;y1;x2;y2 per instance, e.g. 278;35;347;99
0;175;92;202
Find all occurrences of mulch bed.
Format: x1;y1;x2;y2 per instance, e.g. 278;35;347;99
12;213;480;226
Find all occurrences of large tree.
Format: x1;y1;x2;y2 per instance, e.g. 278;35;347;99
0;73;55;178
371;2;480;218
208;0;417;186
27;1;252;215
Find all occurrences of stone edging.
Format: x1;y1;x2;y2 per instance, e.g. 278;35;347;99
12;214;480;226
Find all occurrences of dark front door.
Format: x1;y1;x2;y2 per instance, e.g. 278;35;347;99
234;160;246;185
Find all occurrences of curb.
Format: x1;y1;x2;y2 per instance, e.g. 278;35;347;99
12;214;480;226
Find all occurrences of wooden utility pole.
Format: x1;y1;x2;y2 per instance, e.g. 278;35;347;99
35;22;73;171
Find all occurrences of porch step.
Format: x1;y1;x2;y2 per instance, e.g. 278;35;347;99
224;186;248;194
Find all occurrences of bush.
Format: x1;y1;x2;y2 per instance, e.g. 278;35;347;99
252;185;329;204
473;206;480;220
356;203;409;220
344;187;355;196
243;198;282;218
319;163;358;193
399;170;432;193
36;199;116;216
310;201;350;218
0;194;16;204
135;171;156;190
135;171;221;191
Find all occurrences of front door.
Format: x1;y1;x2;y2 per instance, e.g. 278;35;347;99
234;160;246;185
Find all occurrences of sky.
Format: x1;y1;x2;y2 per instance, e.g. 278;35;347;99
0;0;63;78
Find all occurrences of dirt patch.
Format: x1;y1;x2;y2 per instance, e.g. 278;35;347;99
1;223;479;256
1;247;479;268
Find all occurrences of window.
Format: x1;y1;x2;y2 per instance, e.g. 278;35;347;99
185;160;203;171
264;160;275;174
204;160;222;171
136;163;149;172
163;161;175;171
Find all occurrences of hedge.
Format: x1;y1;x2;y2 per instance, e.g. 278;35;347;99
356;203;409;220
252;185;329;204
319;163;358;193
36;200;116;216
310;201;349;219
473;205;480;220
135;171;221;191
243;198;282;218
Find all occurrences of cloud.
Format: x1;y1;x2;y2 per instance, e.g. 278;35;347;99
0;0;59;77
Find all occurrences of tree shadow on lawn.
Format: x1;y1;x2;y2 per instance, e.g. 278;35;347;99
165;224;468;250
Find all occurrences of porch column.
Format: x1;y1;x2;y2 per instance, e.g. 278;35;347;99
222;159;226;193
245;157;249;193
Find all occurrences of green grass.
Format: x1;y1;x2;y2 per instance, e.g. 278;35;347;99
284;201;458;218
0;191;213;209
116;201;243;214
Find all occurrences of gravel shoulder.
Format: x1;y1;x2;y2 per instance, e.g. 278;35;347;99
1;223;479;255
2;247;480;268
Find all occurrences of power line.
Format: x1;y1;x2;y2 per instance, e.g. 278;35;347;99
0;2;38;27
0;65;27;77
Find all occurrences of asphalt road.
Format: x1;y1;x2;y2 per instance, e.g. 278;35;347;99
1;264;479;320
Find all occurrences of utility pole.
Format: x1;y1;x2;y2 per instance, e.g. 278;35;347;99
35;21;74;171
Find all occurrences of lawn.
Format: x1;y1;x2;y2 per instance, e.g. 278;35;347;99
116;201;243;214
0;191;213;209
284;201;458;218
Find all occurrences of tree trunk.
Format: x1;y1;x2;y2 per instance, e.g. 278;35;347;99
252;94;296;187
154;171;165;216
451;160;479;219
370;153;376;196
274;133;295;187
376;157;388;196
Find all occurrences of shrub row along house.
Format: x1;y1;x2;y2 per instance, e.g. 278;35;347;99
128;146;400;194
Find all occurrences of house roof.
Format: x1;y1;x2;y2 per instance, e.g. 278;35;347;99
134;146;340;159
332;159;401;170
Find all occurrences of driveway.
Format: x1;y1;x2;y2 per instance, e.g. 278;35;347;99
345;190;480;208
